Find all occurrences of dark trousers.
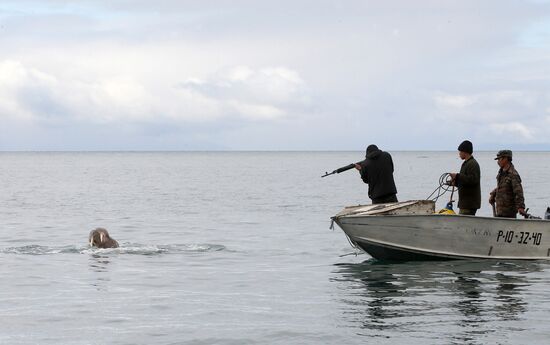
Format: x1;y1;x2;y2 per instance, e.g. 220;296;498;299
372;194;398;204
459;208;477;216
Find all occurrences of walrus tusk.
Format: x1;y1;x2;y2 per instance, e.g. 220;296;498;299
89;228;119;248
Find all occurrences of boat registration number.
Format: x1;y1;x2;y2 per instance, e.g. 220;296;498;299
496;230;543;246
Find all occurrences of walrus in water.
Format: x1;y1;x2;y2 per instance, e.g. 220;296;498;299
89;228;119;248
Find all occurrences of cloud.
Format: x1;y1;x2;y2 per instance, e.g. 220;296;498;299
0;59;155;124
434;94;477;109
0;59;310;128
180;66;309;121
432;88;548;123
0;60;65;123
435;90;539;109
490;122;534;140
425;86;550;147
2;1;550;150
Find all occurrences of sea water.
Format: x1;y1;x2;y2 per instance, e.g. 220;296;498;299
1;151;550;345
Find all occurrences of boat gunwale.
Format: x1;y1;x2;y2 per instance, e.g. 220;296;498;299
332;213;550;223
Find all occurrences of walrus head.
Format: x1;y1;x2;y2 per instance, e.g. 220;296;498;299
89;228;119;248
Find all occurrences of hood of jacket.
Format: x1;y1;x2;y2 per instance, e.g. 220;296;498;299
366;149;382;159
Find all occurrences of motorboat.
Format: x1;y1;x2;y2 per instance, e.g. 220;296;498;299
331;200;550;261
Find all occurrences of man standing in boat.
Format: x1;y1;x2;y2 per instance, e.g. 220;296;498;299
489;150;526;218
449;140;481;215
354;144;398;204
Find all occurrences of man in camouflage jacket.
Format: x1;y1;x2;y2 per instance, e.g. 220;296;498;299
489;150;526;218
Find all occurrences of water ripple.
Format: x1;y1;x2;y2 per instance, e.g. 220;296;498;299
1;243;226;256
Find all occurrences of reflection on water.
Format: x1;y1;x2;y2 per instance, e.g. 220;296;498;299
493;272;528;321
332;260;540;344
88;253;113;292
89;253;111;273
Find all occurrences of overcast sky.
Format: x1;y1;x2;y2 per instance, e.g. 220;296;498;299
1;0;550;150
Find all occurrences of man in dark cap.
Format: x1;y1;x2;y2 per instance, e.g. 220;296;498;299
489;150;526;218
354;144;398;204
449;140;481;215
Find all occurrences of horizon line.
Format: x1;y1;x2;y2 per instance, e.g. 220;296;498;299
2;149;550;153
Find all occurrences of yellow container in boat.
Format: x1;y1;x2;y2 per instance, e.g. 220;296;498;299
437;208;456;215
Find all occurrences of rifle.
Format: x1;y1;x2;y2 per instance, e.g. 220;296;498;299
522;208;542;219
321;160;365;178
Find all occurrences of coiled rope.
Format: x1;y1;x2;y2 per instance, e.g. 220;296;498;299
426;173;457;202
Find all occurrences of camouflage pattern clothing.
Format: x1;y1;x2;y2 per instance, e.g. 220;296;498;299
490;163;525;218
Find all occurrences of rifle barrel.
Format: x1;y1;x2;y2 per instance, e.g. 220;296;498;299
321;161;364;178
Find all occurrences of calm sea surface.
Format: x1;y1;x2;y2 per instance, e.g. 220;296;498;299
1;151;550;345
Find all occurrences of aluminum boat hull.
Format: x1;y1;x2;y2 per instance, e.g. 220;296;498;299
333;202;550;261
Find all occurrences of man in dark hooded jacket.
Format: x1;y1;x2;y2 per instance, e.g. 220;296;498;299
354;144;398;204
